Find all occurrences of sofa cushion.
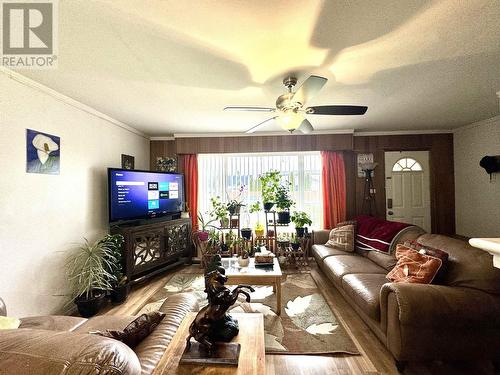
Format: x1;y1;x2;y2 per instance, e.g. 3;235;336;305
417;234;500;294
323;254;386;284
20;316;87;332
366;250;397;271
387;245;442;284
326;223;355;252
342;274;388;320
312;244;347;263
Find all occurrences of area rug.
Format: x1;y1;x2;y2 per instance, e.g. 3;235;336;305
138;272;359;355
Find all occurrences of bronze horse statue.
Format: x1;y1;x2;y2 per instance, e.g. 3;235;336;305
185;269;255;355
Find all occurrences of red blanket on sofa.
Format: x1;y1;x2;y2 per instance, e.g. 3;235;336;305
355;215;411;253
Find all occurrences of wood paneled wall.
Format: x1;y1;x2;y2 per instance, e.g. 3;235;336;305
150;133;455;235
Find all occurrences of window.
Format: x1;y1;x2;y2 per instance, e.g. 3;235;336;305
392;157;423;172
198;152;322;228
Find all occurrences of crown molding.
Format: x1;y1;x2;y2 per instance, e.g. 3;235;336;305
353;129;453;136
0;67;149;139
150;136;176;141
170;129;355;138
453;115;500;133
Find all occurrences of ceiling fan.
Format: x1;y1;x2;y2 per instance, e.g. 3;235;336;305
224;75;368;134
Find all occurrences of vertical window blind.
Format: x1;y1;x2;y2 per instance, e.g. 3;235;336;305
198;152;323;229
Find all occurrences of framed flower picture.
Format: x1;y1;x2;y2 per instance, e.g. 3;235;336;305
26;129;60;175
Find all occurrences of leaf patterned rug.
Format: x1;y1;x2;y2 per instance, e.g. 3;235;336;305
138;272;359;355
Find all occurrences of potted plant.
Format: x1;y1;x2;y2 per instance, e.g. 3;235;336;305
290;234;301;251
210;196;229;227
291;211;312;238
238;248;250;267
267;229;275;238
227;185;245;215
249;201;265;237
275;184;294;224
66;237;117;317
259;170;281;211
241;227;252;240
101;234;129;304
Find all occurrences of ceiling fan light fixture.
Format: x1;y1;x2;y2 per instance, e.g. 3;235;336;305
277;110;304;132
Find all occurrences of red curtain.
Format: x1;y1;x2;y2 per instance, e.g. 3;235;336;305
321;151;347;229
182;154;198;231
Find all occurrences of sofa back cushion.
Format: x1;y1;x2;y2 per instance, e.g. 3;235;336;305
417;234;500;294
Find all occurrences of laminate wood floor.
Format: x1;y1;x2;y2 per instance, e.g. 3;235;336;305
102;263;498;375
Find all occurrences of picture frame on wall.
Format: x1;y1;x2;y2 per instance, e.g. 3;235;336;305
121;154;135;170
26;129;60;175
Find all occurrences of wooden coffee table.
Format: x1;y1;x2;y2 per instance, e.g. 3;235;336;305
221;257;283;315
152;312;265;374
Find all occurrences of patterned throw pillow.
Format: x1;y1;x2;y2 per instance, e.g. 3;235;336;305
325;222;355;252
403;239;449;283
93;311;165;348
387;244;442;284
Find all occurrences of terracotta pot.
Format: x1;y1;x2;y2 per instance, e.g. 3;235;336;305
267;229;275;238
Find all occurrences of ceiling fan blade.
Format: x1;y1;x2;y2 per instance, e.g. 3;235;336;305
245;117;277;134
297;119;314;134
306;105;368;115
292;75;328;105
224;106;275;112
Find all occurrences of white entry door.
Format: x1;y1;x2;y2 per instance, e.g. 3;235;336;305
385;151;431;232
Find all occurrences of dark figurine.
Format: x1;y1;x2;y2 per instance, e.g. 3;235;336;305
185;269;254;355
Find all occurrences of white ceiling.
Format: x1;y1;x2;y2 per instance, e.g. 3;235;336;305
19;0;500;136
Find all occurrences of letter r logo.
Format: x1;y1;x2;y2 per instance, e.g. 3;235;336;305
2;2;53;54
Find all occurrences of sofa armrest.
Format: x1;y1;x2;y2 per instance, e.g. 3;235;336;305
312;229;330;245
381;283;500;329
0;328;141;374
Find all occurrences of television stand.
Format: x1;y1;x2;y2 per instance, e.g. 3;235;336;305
111;217;192;284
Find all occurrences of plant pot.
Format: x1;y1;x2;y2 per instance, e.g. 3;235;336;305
221;244;229;253
74;292;106;318
111;283;130;304
220;218;229;228
263;202;274;212
295;227;305;238
255;228;265;238
277;211;291;224
238;256;250;267
229;204;242;215
241;228;252;240
291;242;300;251
197;231;209;241
267;229;275;238
230;218;239;228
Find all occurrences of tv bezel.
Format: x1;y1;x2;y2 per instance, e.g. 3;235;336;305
107;168;184;224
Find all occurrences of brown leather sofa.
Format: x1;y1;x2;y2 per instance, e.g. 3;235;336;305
312;230;500;370
0;293;198;374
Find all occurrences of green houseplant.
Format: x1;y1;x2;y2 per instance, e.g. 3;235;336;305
291;211;312;237
210;196;229;227
258;170;281;211
249;201;264;237
101;234;129;304
66;237;117;317
275;184;294;224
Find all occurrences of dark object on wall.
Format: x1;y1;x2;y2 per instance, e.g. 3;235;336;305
480;155;500;180
184;269;254;360
121;154;135;170
361;163;378;215
111;218;192;284
157;156;178;172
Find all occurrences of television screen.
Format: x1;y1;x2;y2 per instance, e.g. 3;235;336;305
108;168;184;222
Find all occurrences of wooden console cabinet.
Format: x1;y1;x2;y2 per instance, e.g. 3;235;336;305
111;218;192;284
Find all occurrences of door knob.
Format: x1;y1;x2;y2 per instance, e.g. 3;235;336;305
387;211;394;215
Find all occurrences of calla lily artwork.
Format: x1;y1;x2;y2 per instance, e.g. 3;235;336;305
26;129;60;175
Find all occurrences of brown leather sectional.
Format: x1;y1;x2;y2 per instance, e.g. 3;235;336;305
312;230;500;368
0;293;198;374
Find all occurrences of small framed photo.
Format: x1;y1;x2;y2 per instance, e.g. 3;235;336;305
121;154;135;170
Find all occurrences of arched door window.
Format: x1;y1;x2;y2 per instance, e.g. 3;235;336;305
392;157;423;172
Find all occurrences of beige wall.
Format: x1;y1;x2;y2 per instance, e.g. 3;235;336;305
0;72;150;316
454;116;500;237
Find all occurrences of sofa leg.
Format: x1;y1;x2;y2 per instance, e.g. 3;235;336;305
395;360;407;373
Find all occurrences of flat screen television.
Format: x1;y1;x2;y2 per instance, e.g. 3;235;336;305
108;168;184;223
